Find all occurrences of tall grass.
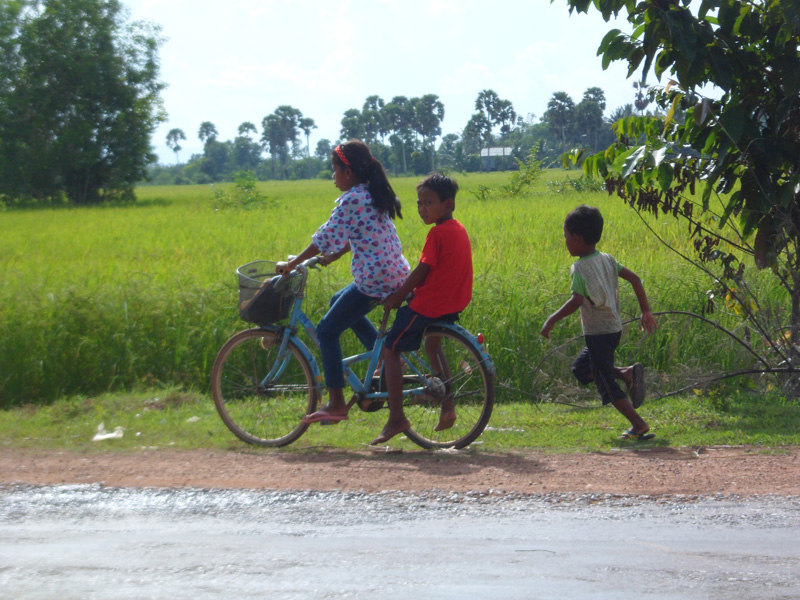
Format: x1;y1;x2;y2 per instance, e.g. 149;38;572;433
0;171;786;407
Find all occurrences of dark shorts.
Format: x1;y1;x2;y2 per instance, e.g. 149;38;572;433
384;306;459;353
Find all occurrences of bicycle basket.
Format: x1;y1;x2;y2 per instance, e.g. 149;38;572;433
237;260;301;325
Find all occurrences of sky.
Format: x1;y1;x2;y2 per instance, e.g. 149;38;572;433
124;0;638;164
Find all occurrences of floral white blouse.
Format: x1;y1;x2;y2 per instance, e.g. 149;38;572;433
312;184;410;298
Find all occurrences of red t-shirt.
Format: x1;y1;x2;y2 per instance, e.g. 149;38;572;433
409;219;473;318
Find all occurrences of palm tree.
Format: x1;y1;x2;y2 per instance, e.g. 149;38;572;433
165;128;186;164
299;117;317;157
494;99;516;157
237;122;257;139
413;94;445;171
198;121;218;147
384;96;413;174
544;92;575;152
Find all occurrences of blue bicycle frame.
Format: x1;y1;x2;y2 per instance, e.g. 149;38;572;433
256;260;495;403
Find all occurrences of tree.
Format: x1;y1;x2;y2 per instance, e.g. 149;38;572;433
166;128;186;165
237;122;257;139
199;139;229;182
474;89;500;159
463;113;492;169
384;96;414;173
437;133;462;170
0;2;23;182
583;86;607;112
340;108;365;141
198;121;219;146
361;95;386;145
561;0;800;384
475;89;500;125
261;114;282;177
315;139;332;163
413;94;445;171
473;90;517;162
574;87;607;150
543;91;575;152
0;0;166;204
494;99;517;157
298;117;316;157
260;105;303;178
232;122;261;172
609;103;635;123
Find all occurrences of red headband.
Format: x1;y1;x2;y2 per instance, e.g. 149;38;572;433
334;145;351;167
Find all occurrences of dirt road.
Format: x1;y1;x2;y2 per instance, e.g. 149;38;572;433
2;445;798;496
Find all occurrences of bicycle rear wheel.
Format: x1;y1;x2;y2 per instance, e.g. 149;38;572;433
211;328;319;447
401;325;494;449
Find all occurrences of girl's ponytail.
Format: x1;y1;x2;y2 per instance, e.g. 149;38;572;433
332;140;403;220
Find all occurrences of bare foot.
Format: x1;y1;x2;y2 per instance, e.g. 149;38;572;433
370;418;411;445
615;365;634;386
434;404;456;431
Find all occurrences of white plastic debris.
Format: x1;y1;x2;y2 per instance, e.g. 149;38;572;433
92;423;124;441
186;416;200;423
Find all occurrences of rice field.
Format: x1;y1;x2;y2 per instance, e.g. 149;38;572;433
0;171;785;407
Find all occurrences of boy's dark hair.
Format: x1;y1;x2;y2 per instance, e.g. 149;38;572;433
332;139;403;220
564;205;604;245
417;172;458;204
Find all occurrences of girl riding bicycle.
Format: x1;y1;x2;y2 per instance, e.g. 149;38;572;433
277;140;410;425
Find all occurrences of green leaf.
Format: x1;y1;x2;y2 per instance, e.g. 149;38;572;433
598;28;623;54
702;180;713;210
717;105;745;143
621;146;646;179
652;146;667;167
657;161;673;190
707;46;734;92
718;190;740;229
694;98;711;126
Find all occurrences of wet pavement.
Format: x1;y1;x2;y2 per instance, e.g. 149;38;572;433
1;484;799;599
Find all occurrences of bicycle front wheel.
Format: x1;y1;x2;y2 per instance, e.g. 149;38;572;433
401;325;494;449
211;328;319;447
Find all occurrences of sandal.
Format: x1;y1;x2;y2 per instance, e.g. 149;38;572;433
627;363;645;408
620;428;655;441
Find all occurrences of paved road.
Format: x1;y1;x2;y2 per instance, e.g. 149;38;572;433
2;484;799;599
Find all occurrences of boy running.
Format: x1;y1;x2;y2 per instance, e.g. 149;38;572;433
541;205;657;440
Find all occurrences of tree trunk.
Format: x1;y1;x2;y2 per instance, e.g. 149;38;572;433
792;269;800;349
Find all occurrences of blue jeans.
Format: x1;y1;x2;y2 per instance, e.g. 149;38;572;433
317;283;380;389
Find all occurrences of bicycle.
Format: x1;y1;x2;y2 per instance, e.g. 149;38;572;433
211;257;495;449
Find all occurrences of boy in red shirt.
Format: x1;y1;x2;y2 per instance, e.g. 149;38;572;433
371;173;473;445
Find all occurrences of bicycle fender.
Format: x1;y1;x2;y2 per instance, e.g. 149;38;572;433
428;322;496;376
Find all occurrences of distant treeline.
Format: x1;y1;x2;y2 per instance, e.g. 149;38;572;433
148;87;649;185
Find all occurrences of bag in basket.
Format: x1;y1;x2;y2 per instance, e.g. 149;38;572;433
239;274;296;325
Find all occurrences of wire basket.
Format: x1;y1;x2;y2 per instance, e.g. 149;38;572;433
237;260;300;325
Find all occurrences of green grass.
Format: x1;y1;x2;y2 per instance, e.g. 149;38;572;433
2;387;798;453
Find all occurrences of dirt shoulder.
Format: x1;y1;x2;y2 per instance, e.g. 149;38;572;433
2;446;799;497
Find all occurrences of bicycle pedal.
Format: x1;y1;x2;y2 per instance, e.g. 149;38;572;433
357;396;385;413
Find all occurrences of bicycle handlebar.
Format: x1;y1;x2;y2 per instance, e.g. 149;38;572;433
277;255;321;275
